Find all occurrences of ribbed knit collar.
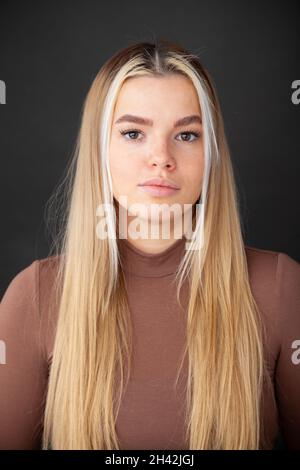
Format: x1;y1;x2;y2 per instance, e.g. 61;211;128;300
118;236;187;278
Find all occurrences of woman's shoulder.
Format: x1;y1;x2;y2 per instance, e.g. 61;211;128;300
1;254;62;324
244;244;300;310
38;254;62;272
37;254;62;288
244;244;300;347
2;254;61;293
1;255;63;367
244;245;300;282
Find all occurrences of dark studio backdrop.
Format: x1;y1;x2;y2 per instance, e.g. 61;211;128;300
0;0;299;449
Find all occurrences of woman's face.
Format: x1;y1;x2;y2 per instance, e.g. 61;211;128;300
109;74;204;233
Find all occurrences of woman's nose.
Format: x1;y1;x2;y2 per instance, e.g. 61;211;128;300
147;145;176;170
151;159;176;169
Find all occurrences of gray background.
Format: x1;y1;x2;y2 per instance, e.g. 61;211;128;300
1;0;299;295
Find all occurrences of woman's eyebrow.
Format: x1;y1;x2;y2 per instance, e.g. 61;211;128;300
114;114;202;127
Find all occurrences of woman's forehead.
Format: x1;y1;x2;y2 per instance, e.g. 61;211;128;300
113;75;201;121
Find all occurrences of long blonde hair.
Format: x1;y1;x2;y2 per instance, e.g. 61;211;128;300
42;38;273;449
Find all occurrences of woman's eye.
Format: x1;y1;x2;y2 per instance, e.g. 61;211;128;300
177;131;200;142
120;129;143;140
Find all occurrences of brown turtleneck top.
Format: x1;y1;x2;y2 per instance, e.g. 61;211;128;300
0;238;300;449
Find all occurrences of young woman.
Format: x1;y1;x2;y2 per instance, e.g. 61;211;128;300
0;39;299;450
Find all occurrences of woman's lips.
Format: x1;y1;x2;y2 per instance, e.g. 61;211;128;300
138;185;180;197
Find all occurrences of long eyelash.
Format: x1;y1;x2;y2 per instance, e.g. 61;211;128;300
182;130;201;139
119;128;201;141
119;128;142;136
